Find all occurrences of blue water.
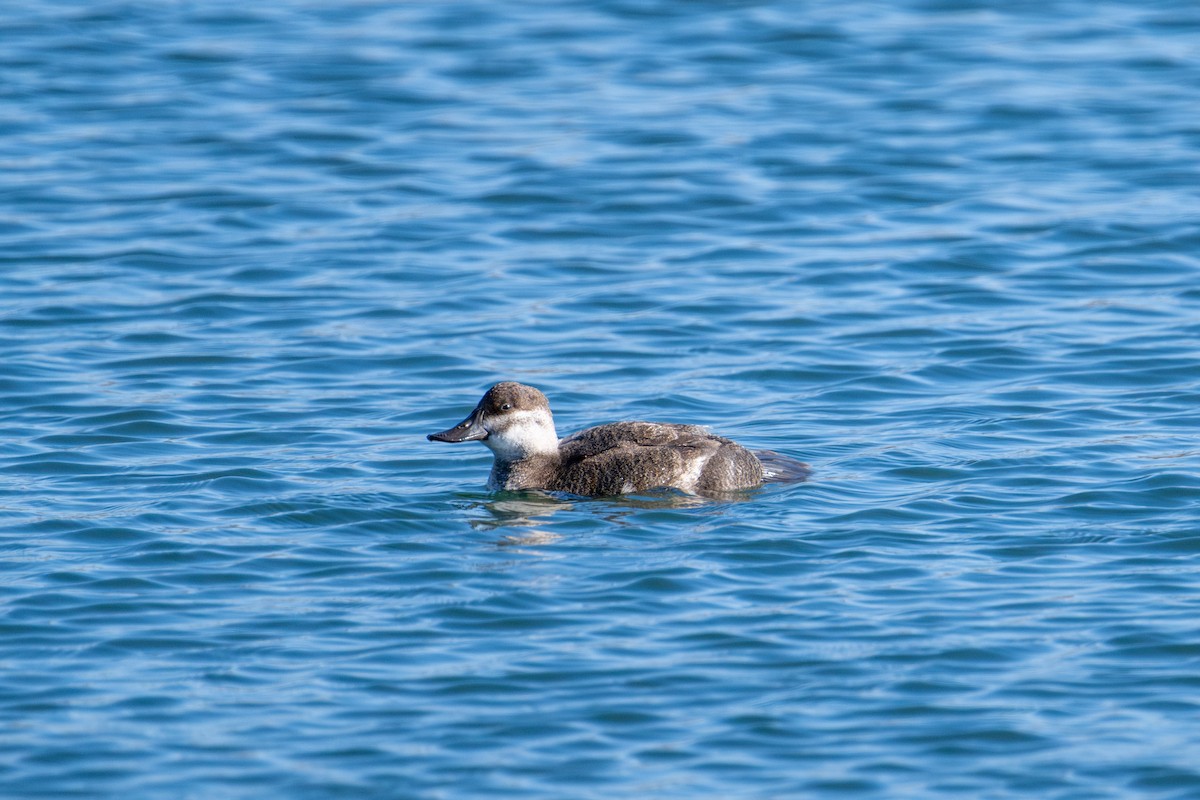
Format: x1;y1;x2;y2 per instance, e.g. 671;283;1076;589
4;1;1200;797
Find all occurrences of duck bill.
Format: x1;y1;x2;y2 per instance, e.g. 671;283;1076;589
427;408;488;443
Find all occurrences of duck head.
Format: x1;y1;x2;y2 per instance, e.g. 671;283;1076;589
427;382;559;460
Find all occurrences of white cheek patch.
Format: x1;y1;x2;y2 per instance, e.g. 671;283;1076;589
483;410;558;459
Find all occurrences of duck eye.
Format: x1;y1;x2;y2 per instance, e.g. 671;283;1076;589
500;403;512;410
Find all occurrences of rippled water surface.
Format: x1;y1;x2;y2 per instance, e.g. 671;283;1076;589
4;1;1200;797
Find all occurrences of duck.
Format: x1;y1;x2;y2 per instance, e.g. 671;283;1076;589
427;382;809;497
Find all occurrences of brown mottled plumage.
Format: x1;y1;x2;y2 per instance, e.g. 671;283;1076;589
428;382;807;497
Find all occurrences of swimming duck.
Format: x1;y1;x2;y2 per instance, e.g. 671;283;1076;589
427;382;808;497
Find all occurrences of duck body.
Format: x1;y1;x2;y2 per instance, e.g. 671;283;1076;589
427;382;803;497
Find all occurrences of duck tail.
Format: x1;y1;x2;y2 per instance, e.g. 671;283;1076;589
755;450;812;484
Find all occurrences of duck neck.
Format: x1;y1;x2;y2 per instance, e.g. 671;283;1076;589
487;449;561;491
483;411;560;491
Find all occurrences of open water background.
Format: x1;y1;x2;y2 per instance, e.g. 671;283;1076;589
3;1;1200;797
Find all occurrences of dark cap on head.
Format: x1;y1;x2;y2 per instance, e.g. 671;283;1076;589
426;382;550;443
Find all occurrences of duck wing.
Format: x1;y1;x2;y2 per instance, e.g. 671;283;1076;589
551;422;738;496
558;421;715;461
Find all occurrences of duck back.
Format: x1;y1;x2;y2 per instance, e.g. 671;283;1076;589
549;422;764;496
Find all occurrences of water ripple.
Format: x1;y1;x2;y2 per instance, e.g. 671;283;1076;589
3;0;1200;798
